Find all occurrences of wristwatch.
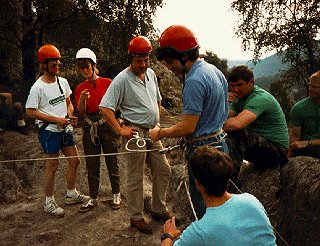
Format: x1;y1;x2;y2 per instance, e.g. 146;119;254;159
161;233;173;242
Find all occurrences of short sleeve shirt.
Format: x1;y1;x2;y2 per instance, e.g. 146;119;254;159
99;67;161;128
290;97;320;140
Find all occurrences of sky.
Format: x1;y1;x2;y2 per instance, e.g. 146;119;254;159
153;0;254;61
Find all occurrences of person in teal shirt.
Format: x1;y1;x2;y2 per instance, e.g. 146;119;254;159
223;65;288;171
160;146;276;246
289;70;320;158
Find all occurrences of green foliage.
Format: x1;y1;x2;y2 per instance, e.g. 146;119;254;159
231;0;320;89
0;0;164;102
201;50;229;77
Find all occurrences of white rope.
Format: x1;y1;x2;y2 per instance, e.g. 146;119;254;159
230;178;289;246
0;148;160;164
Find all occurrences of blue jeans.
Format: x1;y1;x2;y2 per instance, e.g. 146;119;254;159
185;137;229;220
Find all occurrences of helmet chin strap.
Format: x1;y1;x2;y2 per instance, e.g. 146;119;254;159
91;63;96;88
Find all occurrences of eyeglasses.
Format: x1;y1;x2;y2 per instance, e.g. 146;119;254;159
47;59;61;68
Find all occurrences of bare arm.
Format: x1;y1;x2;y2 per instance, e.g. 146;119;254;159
99;107;137;138
149;114;199;141
223;109;257;132
77;89;89;115
26;108;70;127
161;217;181;246
289;126;301;144
65;96;74;117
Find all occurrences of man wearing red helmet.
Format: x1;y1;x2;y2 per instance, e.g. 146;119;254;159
99;36;172;234
26;44;89;216
150;25;229;220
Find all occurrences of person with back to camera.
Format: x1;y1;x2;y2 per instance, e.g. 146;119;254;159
99;36;173;234
26;44;89;216
288;70;320;158
149;25;229;220
74;48;121;212
223;65;289;171
160;146;276;246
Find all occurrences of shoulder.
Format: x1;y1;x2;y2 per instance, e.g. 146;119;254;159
291;97;310;113
233;193;264;208
99;77;112;83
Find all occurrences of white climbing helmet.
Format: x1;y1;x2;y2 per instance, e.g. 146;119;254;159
76;48;97;64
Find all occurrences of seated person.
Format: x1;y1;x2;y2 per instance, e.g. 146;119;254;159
0;89;28;135
223;65;288;171
160;146;276;246
288;71;320;158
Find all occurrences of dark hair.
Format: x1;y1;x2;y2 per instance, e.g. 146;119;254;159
156;46;199;63
190;146;233;197
76;58;94;69
228;65;254;83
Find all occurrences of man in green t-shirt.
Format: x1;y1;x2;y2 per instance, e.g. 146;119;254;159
223;65;288;171
289;71;320;158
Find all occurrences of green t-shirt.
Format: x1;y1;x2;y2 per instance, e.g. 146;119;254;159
290;97;320;140
230;85;289;149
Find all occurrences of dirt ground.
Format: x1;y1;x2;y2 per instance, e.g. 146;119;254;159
0;115;190;246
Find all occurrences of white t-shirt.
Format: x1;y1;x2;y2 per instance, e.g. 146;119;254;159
26;76;72;132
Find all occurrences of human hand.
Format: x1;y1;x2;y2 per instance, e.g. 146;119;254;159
290;140;308;151
80;89;90;100
163;217;181;239
119;125;138;138
56;117;71;128
149;125;161;141
68;116;78;126
228;92;238;103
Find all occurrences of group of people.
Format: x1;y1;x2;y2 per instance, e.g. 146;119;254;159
24;24;319;245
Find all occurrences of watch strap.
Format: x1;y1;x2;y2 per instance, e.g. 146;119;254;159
161;233;173;242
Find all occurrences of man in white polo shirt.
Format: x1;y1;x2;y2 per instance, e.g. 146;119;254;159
99;36;172;234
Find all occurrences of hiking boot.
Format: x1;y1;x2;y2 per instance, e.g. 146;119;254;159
79;199;98;213
111;193;122;210
44;200;65;216
130;218;153;234
152;211;181;225
65;190;90;205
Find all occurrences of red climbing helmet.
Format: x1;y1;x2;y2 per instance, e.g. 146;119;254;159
159;25;199;52
38;44;61;63
128;36;152;56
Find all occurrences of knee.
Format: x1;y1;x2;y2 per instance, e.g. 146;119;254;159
46;161;59;173
69;157;81;168
13;102;23;110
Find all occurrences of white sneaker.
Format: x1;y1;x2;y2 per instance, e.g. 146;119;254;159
44;200;65;216
79;199;98;213
65;190;90;205
111;193;121;210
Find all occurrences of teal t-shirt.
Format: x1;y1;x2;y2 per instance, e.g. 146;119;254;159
290;97;320;140
173;193;276;246
230;85;289;149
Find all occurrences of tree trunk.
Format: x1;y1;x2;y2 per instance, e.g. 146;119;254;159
21;0;36;103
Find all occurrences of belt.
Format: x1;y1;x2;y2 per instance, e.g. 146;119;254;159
184;129;227;145
123;119;151;130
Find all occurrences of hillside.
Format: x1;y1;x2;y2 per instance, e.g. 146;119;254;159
227;52;289;79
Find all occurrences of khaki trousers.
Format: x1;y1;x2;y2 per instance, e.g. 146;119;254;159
121;127;171;220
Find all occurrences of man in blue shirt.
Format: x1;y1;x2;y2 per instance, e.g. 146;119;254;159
150;25;229;219
160;146;276;246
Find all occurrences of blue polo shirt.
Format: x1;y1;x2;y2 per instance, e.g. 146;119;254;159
183;59;228;138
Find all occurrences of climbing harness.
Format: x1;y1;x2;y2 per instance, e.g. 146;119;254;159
84;116;106;145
